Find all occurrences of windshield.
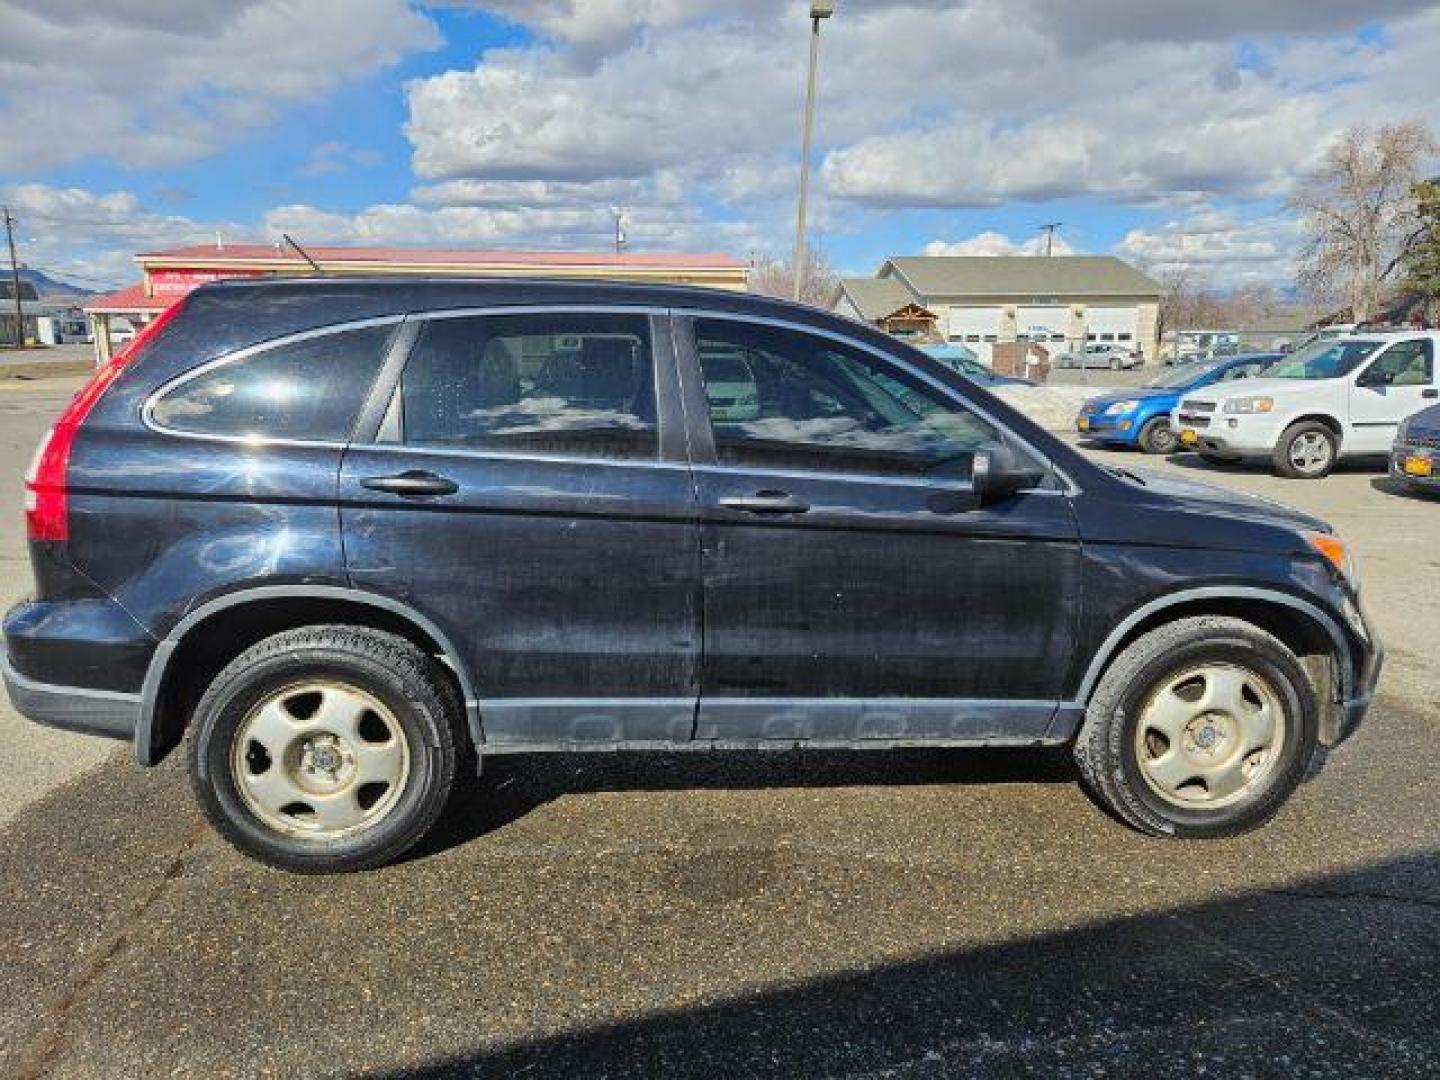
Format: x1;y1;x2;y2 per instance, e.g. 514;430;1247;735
1262;339;1380;379
1145;360;1220;389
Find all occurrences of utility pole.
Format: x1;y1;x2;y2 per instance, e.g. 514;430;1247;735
611;209;627;255
792;2;835;302
1039;222;1062;257
3;207;24;349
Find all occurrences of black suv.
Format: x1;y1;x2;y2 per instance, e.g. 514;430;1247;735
3;279;1382;872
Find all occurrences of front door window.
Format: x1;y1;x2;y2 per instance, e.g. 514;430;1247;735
693;318;1020;480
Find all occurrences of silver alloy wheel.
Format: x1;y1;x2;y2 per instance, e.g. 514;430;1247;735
1133;663;1286;809
1288;430;1333;475
231;681;411;839
1148;420;1177;453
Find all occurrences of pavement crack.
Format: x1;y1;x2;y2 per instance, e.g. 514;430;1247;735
11;822;207;1080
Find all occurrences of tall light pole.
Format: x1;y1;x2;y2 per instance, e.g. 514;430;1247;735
792;2;834;302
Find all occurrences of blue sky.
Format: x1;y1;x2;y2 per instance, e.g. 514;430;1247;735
2;1;1438;291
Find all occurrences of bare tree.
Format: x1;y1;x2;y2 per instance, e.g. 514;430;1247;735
750;242;840;308
1287;121;1437;321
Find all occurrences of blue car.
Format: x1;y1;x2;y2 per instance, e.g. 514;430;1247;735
919;343;1034;387
1076;353;1279;454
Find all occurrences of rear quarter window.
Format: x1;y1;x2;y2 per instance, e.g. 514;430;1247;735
148;323;394;442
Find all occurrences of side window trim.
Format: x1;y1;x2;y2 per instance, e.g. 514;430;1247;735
142;315;406;448
671;311;1072;494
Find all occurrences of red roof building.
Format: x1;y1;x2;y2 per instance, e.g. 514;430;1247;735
84;242;750;361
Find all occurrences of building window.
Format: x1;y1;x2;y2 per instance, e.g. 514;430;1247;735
1101;333;1115;342
1118;333;1133;342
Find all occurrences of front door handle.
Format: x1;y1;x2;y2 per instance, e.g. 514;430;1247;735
360;470;459;498
717;490;810;515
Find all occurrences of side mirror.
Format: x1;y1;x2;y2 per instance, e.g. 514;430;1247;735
973;445;1047;505
1356;366;1387;389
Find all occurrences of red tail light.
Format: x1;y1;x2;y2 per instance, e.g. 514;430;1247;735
25;300;187;543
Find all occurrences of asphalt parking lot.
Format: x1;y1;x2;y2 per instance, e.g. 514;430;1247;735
1;376;1437;1078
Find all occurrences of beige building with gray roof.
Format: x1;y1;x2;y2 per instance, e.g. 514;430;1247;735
838;255;1162;364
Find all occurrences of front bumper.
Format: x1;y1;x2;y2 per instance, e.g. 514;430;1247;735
1326;594;1384;748
3;650;140;742
1390;444;1440;488
1075;411;1141;443
1172;409;1287;454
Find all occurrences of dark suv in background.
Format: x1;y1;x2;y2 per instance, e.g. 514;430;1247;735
4;279;1382;871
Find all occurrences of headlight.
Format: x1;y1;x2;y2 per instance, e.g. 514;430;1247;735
1223;396;1275;414
1104;400;1138;416
1304;530;1359;590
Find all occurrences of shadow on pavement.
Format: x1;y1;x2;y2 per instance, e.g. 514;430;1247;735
371;850;1440;1079
1372;475;1439;501
1166;452;1391;477
412;745;1076;862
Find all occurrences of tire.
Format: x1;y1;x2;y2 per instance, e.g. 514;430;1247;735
188;625;463;873
1273;421;1338;479
1137;416;1177;455
1073;616;1319;839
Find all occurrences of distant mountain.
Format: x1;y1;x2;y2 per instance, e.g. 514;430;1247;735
16;267;95;302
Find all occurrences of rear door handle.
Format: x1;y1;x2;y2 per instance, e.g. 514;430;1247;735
1423;388;1438;399
360;470;459;498
717;490;810;515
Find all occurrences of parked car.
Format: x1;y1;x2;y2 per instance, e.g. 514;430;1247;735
1076;354;1278;454
3;278;1381;871
1172;333;1440;478
919;344;1034;387
1055;343;1143;370
1390;402;1440;494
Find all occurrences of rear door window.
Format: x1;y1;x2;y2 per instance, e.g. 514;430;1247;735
396;312;658;461
149;323;394;442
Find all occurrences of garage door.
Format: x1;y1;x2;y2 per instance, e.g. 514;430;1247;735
946;307;999;363
1085;306;1139;348
1018;305;1069;352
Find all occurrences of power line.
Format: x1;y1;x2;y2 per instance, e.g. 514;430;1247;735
32;267;125;289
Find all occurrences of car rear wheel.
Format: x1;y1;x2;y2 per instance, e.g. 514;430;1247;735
1073;616;1318;838
1138;416;1178;455
188;625;462;873
1274;422;1338;479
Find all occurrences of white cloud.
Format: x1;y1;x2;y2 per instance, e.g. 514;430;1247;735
1115;208;1303;283
0;183;244;287
0;0;439;171
922;231;1078;257
397;0;1440;269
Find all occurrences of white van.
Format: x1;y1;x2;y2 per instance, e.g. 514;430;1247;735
1172;332;1439;478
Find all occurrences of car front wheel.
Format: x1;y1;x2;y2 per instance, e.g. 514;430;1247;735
1274;421;1338;479
1138;416;1177;455
1074;616;1318;838
188;625;462;873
